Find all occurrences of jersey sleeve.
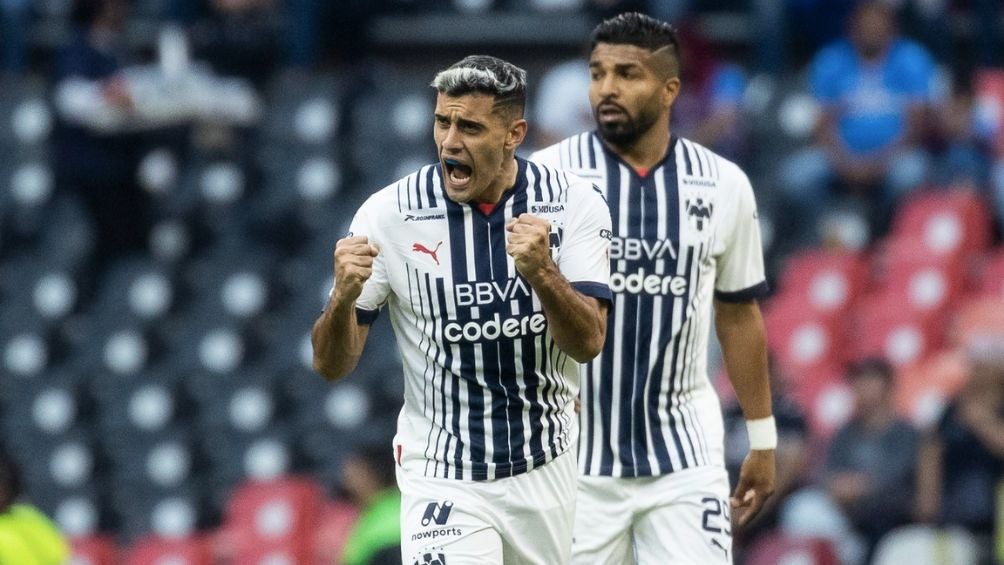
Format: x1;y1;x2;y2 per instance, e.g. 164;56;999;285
338;198;392;324
714;166;768;302
557;180;612;303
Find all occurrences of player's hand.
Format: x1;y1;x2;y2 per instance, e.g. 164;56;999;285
730;449;775;527
332;236;379;303
505;214;554;282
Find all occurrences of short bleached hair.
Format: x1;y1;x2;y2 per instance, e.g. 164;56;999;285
431;55;527;118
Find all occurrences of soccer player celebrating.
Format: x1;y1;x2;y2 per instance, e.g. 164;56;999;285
312;55;612;565
531;13;775;564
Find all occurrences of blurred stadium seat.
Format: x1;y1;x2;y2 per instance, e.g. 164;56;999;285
950;298;1004;346
893;351;968;428
871;525;980;565
764;296;845;380
870;239;966;315
122;534;213;565
221;476;324;564
69;535;119;565
776;249;868;316
850;293;943;368
890;190;993;259
972;249;1004;298
312;500;359;565
744;532;839;565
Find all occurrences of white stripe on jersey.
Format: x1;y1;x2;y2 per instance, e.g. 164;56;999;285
529;133;767;478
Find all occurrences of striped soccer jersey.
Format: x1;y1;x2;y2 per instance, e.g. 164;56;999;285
343;157;612;481
530;133;768;478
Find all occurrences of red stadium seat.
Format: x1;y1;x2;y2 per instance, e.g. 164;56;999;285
871;240;965;314
122;535;213;565
745;532;839;565
765;296;846;379
949;298;1004;347
890;190;993;259
894;351;968;428
313;500;359;565
70;536;118;565
802;374;853;439
850;293;944;368
232;543;302;565
777;250;869;316
972;249;1004;299
223;476;324;564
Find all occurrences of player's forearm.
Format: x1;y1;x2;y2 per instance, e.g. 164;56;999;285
526;265;606;363
311;292;367;381
715;299;772;421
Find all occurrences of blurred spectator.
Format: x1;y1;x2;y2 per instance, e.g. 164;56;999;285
340;444;402;565
896;0;1002;69
723;357;809;559
189;0;282;86
824;359;919;552
704;0;857;75
0;0;31;72
915;344;1004;546
0;453;70;565
52;0;149;267
780;1;936;246
931;76;991;189
781;358;919;564
929;73;1004;226
671;24;749;162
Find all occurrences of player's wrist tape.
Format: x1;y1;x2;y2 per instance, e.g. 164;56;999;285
746;416;777;450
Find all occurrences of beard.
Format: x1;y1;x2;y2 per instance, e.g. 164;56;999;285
594;101;663;149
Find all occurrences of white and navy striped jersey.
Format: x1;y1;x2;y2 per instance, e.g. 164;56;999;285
342;157;612;481
530;133;768;478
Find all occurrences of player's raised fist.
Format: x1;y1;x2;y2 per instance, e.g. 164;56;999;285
332;236;379;301
505;213;553;281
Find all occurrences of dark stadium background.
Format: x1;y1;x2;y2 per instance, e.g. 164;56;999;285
0;0;1002;563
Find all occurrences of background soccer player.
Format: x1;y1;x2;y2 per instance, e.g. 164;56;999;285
531;13;776;564
312;55;613;564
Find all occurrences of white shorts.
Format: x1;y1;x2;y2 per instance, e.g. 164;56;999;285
573;466;733;565
398;450;577;565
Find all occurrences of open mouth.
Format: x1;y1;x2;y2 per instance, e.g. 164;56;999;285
444;158;473;187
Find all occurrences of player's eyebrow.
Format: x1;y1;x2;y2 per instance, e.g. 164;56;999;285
589;60;644;73
434;113;485;129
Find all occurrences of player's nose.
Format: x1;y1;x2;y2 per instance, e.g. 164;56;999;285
441;124;463;151
597;74;619;98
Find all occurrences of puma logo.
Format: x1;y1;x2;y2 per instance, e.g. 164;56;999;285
412;241;444;265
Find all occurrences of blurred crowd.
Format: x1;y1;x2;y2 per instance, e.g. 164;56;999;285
0;0;1003;564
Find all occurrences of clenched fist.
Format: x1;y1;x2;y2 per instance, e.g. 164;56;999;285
506;214;554;282
333;236;379;302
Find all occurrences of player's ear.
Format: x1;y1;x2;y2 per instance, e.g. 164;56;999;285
505;118;528;150
663;76;682;107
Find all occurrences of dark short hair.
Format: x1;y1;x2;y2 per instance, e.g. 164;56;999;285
430;55;527;118
590;12;680;59
847;357;894;385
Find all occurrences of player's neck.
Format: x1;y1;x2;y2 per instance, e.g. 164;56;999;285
607;124;671;173
476;155;519;206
